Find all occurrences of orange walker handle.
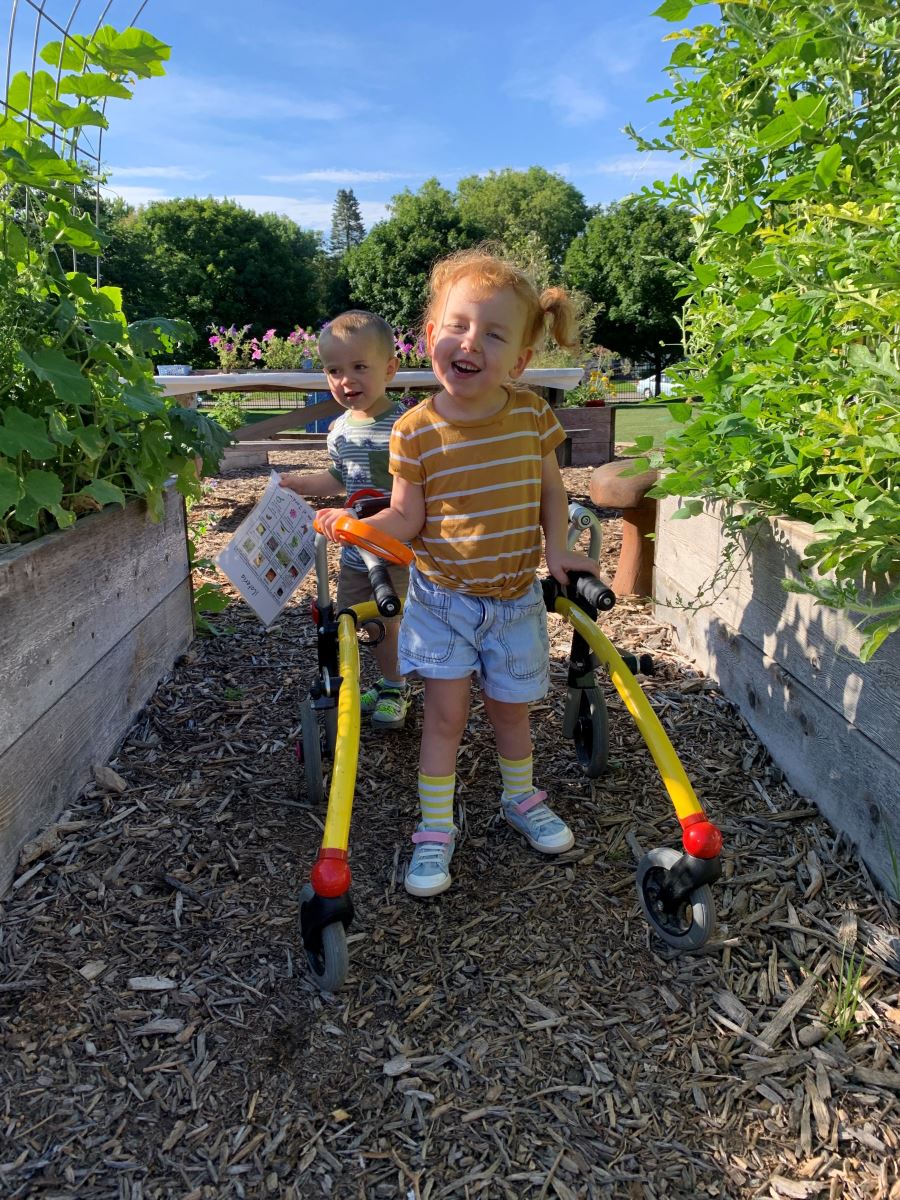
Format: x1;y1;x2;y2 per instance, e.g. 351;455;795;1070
313;513;414;567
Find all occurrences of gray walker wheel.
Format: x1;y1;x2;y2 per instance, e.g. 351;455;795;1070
299;697;325;806
298;883;349;992
635;846;715;951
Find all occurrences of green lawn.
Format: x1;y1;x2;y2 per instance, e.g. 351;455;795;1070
231;403;679;446
236;408;294;423
612;404;678;447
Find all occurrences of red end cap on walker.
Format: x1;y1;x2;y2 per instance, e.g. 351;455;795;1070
680;813;723;859
311;849;352;897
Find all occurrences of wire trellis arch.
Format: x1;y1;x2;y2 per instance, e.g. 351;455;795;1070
2;0;152;280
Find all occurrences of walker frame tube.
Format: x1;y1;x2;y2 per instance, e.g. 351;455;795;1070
554;597;723;862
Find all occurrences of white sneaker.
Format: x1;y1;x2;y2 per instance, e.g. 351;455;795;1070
501;790;574;854
404;823;456;896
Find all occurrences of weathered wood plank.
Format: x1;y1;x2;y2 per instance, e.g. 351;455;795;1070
654;498;900;758
654;559;900;894
557;407;614;466
0;489;189;757
233;397;343;441
0;580;194;894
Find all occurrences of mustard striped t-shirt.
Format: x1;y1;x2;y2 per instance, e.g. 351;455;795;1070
389;386;566;599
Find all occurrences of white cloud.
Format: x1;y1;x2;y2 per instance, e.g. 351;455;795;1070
508;70;608;125
586;154;679;177
228;194;390;232
115;71;367;128
263;169;412;184
100;183;389;231
101;183;171;207
107;165;208;180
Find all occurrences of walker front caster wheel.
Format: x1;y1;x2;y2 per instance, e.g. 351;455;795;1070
635;846;715;951
298;698;326;806
573;686;608;778
298;884;349;993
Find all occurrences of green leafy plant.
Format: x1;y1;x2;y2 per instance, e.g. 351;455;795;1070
209;392;246;432
186;509;232;636
828;946;866;1043
0;25;231;545
629;0;900;659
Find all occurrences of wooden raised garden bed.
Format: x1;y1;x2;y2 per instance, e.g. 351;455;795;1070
653;495;900;893
0;488;194;894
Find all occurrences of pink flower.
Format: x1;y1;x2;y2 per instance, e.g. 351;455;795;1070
263;328;276;341
252;348;262;360
209;335;220;346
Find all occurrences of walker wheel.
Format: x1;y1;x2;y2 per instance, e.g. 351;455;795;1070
573;686;608;778
299;884;349;992
635;846;715;951
298;697;325;806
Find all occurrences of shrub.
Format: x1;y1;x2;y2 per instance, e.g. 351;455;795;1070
630;0;900;658
209;393;245;431
0;25;230;544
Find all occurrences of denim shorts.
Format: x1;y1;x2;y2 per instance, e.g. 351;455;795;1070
398;566;550;703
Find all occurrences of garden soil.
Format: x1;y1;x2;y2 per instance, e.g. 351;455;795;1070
2;451;899;1200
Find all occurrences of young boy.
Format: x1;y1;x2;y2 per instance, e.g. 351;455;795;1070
280;310;410;730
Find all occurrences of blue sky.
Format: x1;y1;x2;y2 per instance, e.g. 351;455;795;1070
11;0;710;236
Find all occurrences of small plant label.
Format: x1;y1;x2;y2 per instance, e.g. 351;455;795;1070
216;472;316;625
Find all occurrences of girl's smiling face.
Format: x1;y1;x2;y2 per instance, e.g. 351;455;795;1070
426;280;533;409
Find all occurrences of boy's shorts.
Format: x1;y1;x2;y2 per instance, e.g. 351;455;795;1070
336;561;409;616
398;566;550;704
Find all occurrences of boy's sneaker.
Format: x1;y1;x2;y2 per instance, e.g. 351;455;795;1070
405;823;456;897
501;789;574;854
371;683;410;730
360;681;382;716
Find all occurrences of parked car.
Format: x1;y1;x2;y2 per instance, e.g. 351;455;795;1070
637;371;677;399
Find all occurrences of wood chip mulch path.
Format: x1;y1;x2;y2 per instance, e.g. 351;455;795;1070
3;451;899;1200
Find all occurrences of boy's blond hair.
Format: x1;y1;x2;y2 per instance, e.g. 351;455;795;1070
319;310;395;359
425;248;579;352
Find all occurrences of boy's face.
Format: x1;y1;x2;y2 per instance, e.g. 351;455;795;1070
426;281;532;403
320;331;398;415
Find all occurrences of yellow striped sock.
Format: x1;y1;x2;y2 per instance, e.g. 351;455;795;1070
498;754;533;803
418;772;455;831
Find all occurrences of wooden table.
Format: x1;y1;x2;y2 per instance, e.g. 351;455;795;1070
156;368;586;467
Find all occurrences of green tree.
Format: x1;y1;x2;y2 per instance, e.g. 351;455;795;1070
311;249;353;319
345;179;468;326
455;167;589;267
329;188;366;254
633;0;900;657
563;197;693;372
101;197;321;351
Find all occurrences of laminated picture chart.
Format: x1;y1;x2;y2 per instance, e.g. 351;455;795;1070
216;472;317;625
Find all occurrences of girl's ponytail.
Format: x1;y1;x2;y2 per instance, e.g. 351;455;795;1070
540;287;579;350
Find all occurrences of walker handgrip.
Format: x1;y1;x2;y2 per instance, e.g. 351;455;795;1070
348;493;391;520
367;562;402;618
571;571;616;612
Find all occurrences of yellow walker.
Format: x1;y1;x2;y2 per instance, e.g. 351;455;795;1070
298;501;723;992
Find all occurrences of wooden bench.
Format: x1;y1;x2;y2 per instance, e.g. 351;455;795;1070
221;436;329;470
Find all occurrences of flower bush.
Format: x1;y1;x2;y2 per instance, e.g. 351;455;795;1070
208;324;321;371
260;326;321;370
208;324;255;372
393;329;430;369
562;370;612;407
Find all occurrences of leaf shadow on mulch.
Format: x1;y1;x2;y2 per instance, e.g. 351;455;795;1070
2;452;899;1200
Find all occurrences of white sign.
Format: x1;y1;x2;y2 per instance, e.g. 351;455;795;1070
216;471;317;625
